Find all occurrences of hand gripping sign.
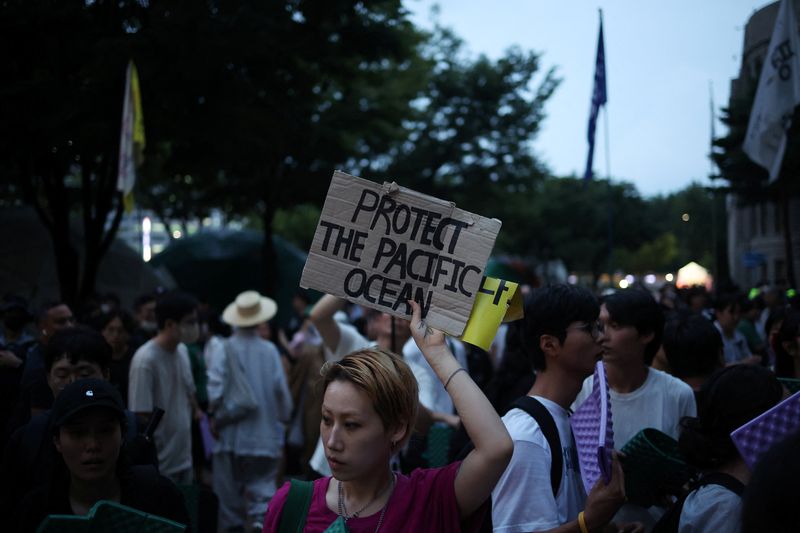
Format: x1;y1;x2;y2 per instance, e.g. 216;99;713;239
300;171;501;336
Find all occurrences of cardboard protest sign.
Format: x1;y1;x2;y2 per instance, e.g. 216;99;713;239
300;171;501;336
461;277;523;351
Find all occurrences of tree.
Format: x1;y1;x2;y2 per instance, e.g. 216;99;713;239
135;1;430;295
646;183;724;275
0;0;429;302
496;176;656;282
0;0;151;306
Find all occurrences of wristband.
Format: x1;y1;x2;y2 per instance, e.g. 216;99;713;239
578;511;589;533
443;367;466;390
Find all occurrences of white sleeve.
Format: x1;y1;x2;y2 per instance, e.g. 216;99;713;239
206;340;227;407
128;353;154;413
679;383;698;418
492;440;561;532
178;345;196;396
407;360;436;411
330;323;370;361
679;486;742;533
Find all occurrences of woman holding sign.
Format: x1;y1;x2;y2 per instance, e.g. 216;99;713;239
262;300;513;532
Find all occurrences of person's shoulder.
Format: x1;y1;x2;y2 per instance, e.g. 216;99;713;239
266;477;328;525
502;405;547;444
649;367;694;395
126;465;185;502
682;483;742;525
5;411;50;461
131;339;158;362
257;337;281;356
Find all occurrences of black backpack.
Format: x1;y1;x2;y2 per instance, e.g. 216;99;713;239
652;472;745;533
458;396;563;532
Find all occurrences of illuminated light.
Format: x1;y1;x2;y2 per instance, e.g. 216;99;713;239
681;213;690;222
665;273;674;282
619;279;629;289
645;274;656;284
567;274;578;285
625;274;634;284
172;230;182;239
142;217;152;262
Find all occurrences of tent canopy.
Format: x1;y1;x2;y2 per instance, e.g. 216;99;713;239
149;229;308;326
676;261;712;290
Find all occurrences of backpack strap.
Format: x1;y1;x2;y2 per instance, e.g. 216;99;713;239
652;472;745;533
278;479;315;533
509;396;563;497
694;472;745;496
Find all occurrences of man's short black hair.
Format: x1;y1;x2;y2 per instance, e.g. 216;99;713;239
522;284;599;371
602;288;664;364
155;291;197;330
133;292;157;311
712;291;741;313
44;326;112;372
662;312;723;379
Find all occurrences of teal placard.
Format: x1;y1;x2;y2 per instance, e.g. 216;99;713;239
36;500;186;533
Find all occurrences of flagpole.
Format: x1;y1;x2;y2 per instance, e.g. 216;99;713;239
598;8;614;281
708;80;719;279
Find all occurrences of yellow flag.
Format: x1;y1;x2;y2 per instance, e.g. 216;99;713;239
117;60;145;212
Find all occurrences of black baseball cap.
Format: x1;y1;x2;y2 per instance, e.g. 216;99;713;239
50;378;126;431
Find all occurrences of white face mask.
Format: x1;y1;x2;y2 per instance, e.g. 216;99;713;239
180;323;200;344
140;320;157;333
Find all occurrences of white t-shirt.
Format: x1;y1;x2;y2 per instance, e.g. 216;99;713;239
128;339;195;476
329;322;372;360
574;366;697;449
679;484;742;533
312;323;372;476
402;337;468;415
574;366;697;527
492;396;586;532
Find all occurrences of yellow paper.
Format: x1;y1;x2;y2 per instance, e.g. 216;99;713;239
461;277;522;351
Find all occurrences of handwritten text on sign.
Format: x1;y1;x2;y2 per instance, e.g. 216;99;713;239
300;171;501;336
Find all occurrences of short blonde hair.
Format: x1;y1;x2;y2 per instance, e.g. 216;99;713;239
321;348;419;444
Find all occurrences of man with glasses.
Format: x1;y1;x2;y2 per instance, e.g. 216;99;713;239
574;288;696;528
128;291;202;484
491;285;631;533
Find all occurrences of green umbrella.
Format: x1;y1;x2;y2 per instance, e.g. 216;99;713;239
150;229;308;327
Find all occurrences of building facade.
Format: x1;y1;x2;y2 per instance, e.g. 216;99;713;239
727;0;800;287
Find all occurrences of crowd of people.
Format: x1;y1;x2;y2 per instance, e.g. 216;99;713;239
0;279;798;532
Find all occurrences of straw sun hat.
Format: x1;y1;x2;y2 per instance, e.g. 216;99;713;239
222;290;277;327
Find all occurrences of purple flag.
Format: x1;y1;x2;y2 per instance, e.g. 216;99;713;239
584;15;607;180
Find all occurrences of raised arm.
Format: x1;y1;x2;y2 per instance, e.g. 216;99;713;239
408;300;513;519
308;294;346;353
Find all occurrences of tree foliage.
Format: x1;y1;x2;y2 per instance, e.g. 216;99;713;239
0;0;429;301
381;27;560;216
